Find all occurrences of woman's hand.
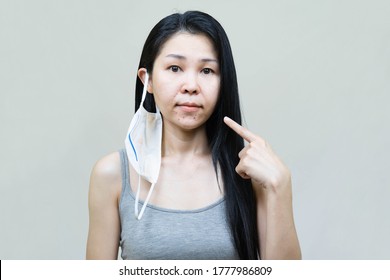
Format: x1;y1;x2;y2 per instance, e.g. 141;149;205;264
224;116;301;259
223;116;291;195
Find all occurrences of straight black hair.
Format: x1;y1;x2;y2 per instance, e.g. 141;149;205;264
134;11;260;259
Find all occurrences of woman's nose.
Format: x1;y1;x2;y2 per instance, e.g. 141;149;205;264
181;72;199;94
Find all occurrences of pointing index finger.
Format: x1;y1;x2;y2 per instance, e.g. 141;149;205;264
223;116;257;143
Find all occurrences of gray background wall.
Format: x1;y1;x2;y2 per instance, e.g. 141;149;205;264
1;0;389;259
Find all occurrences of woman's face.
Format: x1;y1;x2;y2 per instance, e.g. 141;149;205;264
146;32;220;132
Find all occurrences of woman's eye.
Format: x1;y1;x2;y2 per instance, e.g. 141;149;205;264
169;66;180;72
202;68;213;74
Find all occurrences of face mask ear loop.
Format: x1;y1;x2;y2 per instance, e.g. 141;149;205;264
134;172;141;218
136;182;156;220
134;71;149;219
141;71;160;116
134;174;157;220
140;71;149;104
134;70;155;220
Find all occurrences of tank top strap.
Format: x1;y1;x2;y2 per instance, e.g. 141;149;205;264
119;148;130;199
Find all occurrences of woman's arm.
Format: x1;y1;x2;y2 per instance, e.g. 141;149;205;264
255;173;301;259
86;153;122;259
224;117;301;259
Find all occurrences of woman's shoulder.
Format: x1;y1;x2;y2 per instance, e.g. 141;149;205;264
89;151;122;196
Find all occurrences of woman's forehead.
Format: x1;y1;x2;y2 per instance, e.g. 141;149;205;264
157;32;218;61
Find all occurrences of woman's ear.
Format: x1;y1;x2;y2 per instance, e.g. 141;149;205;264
137;68;153;94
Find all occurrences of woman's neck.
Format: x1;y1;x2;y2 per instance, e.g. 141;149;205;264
162;123;210;158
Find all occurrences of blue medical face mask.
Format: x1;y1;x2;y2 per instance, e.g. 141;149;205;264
125;72;162;219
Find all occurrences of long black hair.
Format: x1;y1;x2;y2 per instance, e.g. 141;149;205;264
134;11;259;259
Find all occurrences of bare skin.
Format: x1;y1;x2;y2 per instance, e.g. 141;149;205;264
86;152;121;259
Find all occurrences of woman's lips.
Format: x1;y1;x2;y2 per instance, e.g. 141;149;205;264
177;102;202;112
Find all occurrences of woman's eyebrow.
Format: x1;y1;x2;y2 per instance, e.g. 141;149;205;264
166;54;186;60
166;54;218;63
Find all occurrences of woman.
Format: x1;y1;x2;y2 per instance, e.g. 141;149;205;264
86;11;301;260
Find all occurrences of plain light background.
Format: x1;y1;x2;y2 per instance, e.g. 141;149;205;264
1;0;389;259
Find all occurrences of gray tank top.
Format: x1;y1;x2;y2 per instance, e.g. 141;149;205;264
118;149;240;260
